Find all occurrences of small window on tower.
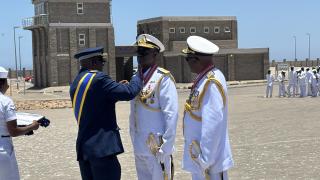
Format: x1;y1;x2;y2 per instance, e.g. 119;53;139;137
204;27;210;34
79;34;85;46
169;28;175;33
35;3;45;15
224;27;231;33
190;27;196;33
77;3;84;14
179;27;185;33
214;26;220;34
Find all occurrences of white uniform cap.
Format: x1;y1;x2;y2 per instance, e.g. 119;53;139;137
0;66;8;79
182;35;219;55
135;34;165;53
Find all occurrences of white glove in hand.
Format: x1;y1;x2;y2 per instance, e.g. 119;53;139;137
156;149;166;164
197;154;209;176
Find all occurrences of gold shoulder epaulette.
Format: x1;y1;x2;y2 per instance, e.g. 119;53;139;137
207;77;226;107
206;71;215;79
158;67;170;74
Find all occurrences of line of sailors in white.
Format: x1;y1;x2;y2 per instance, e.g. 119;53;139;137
266;66;320;98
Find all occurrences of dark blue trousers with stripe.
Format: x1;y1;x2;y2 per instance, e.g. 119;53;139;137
79;155;121;180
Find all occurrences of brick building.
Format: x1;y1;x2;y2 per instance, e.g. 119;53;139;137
23;0;115;87
137;16;269;82
23;2;269;87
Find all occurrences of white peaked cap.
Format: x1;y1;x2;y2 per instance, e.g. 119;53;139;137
182;35;219;55
0;66;8;79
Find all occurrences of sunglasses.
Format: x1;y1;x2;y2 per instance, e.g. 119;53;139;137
96;56;106;64
137;48;152;57
185;56;200;62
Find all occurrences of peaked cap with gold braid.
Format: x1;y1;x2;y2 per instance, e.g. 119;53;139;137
135;34;165;53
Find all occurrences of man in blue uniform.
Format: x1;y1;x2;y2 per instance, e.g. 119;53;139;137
70;47;142;180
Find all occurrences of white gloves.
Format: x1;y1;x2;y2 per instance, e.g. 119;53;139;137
156;148;166;164
197;154;210;176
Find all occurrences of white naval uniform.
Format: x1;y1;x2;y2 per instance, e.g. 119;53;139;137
182;68;233;180
310;74;319;97
266;74;274;98
317;72;320;95
0;92;20;180
299;71;307;97
293;71;300;96
277;74;286;97
129;67;178;180
287;70;296;97
306;71;313;96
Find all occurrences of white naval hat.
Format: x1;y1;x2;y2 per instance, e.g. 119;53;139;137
135;34;165;53
182;35;219;55
0;66;8;79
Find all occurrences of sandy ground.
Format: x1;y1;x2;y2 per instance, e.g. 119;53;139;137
10;85;320;180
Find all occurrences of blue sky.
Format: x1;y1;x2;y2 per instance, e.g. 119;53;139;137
0;0;319;69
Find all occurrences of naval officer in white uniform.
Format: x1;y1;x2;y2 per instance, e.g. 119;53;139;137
266;70;274;98
287;66;296;97
129;34;178;180
0;66;40;180
277;71;286;97
181;36;234;180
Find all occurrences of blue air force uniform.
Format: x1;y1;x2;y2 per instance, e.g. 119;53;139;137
70;47;142;180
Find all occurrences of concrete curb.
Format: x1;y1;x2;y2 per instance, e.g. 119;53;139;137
16;80;268;94
176;80;267;89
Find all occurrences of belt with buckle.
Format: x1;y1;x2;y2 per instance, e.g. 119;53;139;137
1;135;10;138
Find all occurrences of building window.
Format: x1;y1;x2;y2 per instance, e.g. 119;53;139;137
179;27;185;33
79;34;85;46
35;3;45;15
169;28;175;33
77;3;84;14
224;26;231;33
204;27;210;34
190;27;196;33
214;26;220;34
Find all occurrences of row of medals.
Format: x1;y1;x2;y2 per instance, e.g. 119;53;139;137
140;83;156;104
187;89;200;107
187;71;213;107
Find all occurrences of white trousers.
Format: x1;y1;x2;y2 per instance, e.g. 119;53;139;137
300;85;307;97
266;85;273;97
134;155;172;180
192;171;228;180
278;84;286;97
311;85;318;97
307;83;312;96
0;138;20;180
295;84;300;95
287;83;296;97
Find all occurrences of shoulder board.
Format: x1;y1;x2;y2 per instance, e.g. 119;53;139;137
89;70;98;73
157;67;170;74
206;76;226;107
206;71;215;79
